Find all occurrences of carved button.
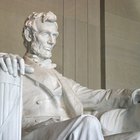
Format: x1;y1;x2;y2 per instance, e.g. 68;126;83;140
35;81;39;87
36;100;42;105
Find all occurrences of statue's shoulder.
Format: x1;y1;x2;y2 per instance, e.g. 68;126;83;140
53;69;62;77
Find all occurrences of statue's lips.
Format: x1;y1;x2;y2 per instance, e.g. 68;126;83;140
43;46;53;51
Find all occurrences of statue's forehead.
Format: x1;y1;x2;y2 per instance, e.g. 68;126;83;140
34;19;58;33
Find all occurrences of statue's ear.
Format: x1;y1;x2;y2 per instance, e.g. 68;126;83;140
24;28;32;42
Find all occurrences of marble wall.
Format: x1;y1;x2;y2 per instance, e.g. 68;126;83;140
105;0;140;88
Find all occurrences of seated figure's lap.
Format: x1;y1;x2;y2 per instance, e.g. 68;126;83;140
22;115;103;140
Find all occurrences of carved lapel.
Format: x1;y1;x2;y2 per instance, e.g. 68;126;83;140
24;57;83;117
53;70;83;117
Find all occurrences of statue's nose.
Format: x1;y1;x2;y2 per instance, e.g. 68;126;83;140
48;36;55;45
48;40;54;45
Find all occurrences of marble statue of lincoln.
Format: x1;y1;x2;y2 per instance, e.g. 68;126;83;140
0;11;140;140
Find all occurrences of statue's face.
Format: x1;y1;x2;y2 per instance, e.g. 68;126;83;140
31;21;59;59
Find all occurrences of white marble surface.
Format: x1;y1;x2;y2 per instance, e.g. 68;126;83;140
0;11;140;140
0;69;22;140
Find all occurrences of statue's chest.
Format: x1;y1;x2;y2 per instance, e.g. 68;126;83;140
35;69;60;92
23;71;67;115
43;73;60;92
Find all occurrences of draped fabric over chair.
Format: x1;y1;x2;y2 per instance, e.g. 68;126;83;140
0;69;22;140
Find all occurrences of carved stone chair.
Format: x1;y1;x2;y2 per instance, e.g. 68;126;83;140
0;70;22;140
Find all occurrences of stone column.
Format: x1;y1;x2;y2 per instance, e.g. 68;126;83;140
0;69;22;140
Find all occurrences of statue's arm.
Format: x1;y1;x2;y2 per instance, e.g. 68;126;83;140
68;79;134;112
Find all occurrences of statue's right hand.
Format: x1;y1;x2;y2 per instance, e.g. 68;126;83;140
0;53;34;77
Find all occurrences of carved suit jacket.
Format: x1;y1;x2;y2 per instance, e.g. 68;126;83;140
22;57;84;130
22;57;136;135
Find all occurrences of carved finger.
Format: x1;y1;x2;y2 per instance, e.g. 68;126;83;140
9;54;18;77
5;57;13;75
16;56;25;75
13;58;18;77
0;57;8;72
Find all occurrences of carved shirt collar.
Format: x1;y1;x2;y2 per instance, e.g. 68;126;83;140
24;53;56;69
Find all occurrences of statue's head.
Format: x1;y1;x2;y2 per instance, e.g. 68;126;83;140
22;11;59;59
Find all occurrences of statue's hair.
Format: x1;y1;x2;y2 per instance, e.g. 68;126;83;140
22;11;58;50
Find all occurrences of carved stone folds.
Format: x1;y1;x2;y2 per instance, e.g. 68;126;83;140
0;69;22;140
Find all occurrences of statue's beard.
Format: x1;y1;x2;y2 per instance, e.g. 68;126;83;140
30;41;52;60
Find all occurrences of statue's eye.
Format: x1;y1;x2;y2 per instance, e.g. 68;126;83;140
40;32;48;36
52;34;57;37
53;33;59;38
39;32;50;38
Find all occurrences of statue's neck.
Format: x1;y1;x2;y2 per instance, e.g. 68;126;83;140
24;53;56;69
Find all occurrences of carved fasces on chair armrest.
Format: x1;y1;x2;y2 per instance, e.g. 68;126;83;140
0;68;23;140
0;68;21;86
